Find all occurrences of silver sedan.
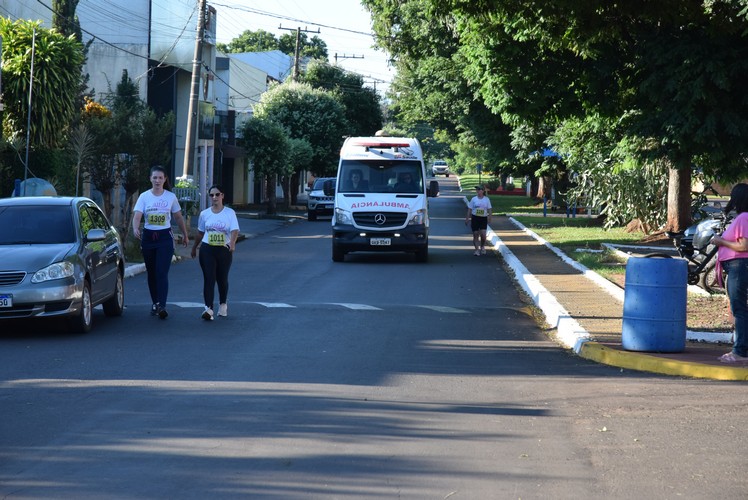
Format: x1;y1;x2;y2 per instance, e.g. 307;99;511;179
0;196;125;333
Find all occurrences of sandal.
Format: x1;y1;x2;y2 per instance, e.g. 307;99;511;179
718;352;748;364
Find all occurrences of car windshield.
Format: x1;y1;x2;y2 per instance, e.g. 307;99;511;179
339;160;423;194
0;205;75;244
312;178;330;190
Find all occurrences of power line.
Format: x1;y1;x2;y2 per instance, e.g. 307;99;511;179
210;2;375;38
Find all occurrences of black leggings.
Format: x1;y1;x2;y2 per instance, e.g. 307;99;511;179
141;228;174;307
199;243;233;308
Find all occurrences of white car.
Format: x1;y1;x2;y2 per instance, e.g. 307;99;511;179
431;160;450;177
307;177;336;221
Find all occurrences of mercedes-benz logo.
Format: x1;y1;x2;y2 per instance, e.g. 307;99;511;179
374;213;386;225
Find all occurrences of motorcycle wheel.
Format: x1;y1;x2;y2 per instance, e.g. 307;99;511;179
699;258;725;295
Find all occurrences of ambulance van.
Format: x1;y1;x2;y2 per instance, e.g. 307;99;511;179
325;136;438;262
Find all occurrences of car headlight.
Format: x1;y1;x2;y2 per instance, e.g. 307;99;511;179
31;261;75;283
335;208;354;225
409;209;426;225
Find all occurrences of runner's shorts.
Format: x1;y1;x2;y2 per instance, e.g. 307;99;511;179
471;216;488;232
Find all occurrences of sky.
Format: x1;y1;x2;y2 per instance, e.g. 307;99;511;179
210;1;394;96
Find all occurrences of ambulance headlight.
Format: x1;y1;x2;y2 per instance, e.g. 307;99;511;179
409;209;426;225
335;208;354;225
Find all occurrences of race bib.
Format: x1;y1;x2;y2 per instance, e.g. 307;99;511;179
207;231;226;246
147;213;168;226
475;208;487;217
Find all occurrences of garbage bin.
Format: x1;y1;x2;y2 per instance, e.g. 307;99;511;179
621;257;687;352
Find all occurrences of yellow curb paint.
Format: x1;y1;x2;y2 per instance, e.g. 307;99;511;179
579;342;748;381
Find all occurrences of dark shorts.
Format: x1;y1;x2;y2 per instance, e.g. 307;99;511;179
471;216;488;232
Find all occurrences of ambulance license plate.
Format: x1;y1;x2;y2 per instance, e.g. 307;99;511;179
370;238;391;246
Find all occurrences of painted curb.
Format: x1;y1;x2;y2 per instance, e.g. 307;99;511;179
579;341;748;381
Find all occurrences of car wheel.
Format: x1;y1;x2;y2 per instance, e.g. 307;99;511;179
103;270;125;316
70;280;93;333
308;210;317;221
332;243;345;262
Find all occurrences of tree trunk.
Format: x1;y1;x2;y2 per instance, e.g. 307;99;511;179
266;173;277;215
536;175;552;199
290;171;300;206
665;162;692;233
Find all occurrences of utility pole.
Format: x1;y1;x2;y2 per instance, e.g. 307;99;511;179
182;0;208;180
334;53;364;65
23;28;37;195
278;25;320;81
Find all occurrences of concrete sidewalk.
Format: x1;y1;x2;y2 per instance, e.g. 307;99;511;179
488;215;748;381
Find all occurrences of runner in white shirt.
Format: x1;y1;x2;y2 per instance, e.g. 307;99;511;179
465;185;493;256
191;184;240;321
132;166;190;319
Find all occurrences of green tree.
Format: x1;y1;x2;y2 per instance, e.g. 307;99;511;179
302;60;383;137
284;137;314;209
217;29;328;60
428;0;748;231
238;116;290;215
253;81;349;202
278;32;328;60
0;18;84;148
52;0;82;40
217;29;279;53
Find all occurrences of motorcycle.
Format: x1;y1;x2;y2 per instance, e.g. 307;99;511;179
663;211;732;294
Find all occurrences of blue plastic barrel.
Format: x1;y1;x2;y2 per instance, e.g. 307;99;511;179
621;257;687;352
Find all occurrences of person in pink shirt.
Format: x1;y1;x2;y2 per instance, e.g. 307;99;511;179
713;183;748;364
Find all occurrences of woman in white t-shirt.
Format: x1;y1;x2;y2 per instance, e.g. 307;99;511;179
132;166;190;319
465;185;493;256
191;184;240;321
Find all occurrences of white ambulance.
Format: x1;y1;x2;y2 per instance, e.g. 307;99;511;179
325;136;439;262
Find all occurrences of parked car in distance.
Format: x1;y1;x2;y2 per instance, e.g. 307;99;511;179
307;177;336;221
431;160;450;177
0;196;125;333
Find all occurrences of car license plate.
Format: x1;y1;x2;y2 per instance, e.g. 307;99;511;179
370;238;391;246
0;294;12;308
322;204;332;209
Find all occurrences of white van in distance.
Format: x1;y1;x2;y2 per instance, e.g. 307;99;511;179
325;136;439;262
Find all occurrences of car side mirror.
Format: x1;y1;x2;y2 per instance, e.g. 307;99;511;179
428;180;439;197
323;179;336;196
85;228;107;241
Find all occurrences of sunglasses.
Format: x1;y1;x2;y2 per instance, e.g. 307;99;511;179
209;193;222;197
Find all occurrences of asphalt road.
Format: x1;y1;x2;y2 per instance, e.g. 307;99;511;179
1;180;746;499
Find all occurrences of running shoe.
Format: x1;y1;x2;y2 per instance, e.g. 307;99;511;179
473;250;480;256
151;304;158;316
157;306;168;319
481;247;486;255
218;304;228;317
202;307;214;321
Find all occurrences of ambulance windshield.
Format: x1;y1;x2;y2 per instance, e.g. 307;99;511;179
339;160;423;194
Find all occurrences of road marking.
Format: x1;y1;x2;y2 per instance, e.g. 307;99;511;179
417;305;469;314
328;303;383;310
147;302;476;313
171;302;204;308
